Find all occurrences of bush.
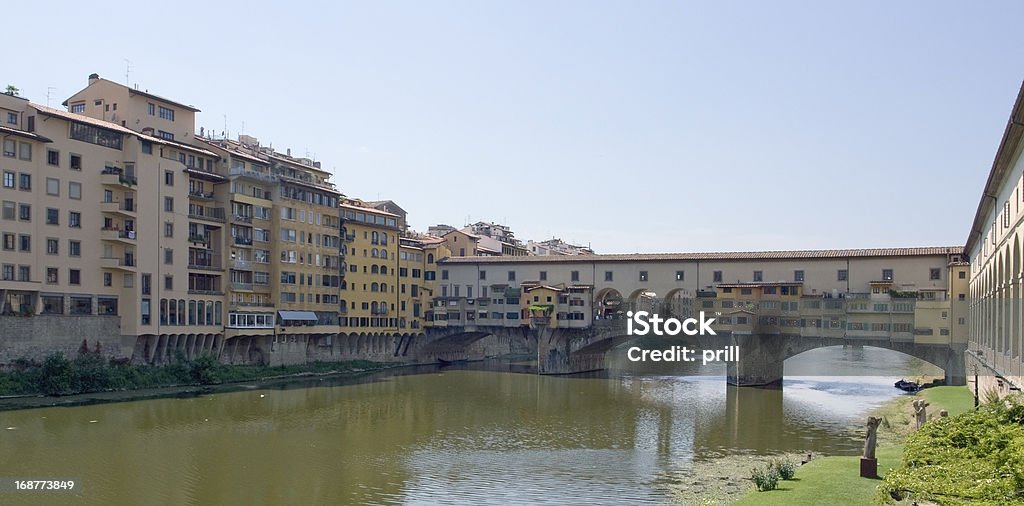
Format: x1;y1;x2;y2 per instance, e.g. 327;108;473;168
40;353;74;395
879;395;1024;505
752;463;780;491
189;354;223;385
768;458;796;480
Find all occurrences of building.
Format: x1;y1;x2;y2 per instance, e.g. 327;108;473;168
965;80;1024;397
463;221;529;256
527;238;595;256
432;247;968;343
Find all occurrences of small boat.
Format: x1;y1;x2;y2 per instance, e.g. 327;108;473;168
894;379;920;392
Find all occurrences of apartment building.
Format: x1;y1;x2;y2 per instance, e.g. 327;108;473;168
965;80;1024;396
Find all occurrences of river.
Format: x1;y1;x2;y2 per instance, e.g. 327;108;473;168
0;345;938;505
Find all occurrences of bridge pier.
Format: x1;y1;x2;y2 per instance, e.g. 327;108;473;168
727;334;785;388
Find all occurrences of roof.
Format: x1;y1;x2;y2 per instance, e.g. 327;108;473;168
31;104;217;157
439;246;964;264
278;310;317;321
0;125;51;143
340;202;399;217
966;80;1024;255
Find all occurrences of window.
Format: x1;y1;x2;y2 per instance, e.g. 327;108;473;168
69;122;122;149
158;130;174;141
69;211;81;228
753;271;763;282
2;171;12;188
46;208;59;225
164;170;174;186
838;269;848;281
70;153;82;170
571;270;580;282
882;269;893;281
69;182;81;200
47;149;59;166
46;238;58;255
141;141;152;155
508;271;516;281
18;142;31;161
164;197;174;212
70;103;85;113
604;271;613;282
441;270;449;280
164;275;173;290
69;269;81;285
1;201;11;220
17;265;29;282
18;234;30;251
19;203;30;221
929;268;941;280
958;271;966;279
158;106;175;121
142;273;151;295
479;270;487;280
6;112;17;124
46;267;58;284
713;270;722;283
794;270;804;282
638;271;648;282
1;233;12;250
46;178;59;196
164;222;174;238
540;271;548;281
69;240;81;257
164;248;173;265
103;272;112;287
147;103;155;116
19;173;30;190
675;270;684;281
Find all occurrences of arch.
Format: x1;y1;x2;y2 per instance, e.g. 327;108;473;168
627;288;658;313
783;344;954;379
594;288;623;319
371;265;379;274
427;253;434;264
371;282;379;292
380;265;388;275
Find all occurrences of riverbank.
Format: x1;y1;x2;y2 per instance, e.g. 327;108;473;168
726;384;975;506
0;353;398;411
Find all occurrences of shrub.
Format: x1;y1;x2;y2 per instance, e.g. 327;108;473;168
770;458;797;480
40;353;74;395
752;463;779;491
189;354;223;385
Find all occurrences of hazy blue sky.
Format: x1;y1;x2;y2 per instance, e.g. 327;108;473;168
6;1;1023;253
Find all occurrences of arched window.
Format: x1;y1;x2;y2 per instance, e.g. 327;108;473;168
371;282;379;292
160;299;168;325
189;301;197;325
371;265;379;274
371;248;378;258
380;283;387;293
371;301;379;313
380;234;387;246
380;266;387;275
371;231;379;244
214;301;222;325
427;253;434;264
179;300;185;325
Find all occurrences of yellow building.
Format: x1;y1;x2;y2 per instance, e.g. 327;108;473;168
340;199;402;333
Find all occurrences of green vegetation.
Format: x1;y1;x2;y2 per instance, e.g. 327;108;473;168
771;458;797;480
730;385;975;506
879;395;1024;505
0;346;386;397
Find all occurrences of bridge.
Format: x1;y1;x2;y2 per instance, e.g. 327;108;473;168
413;247;970;387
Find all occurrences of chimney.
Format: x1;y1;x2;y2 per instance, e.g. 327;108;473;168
88;73;100;85
286;148;291;157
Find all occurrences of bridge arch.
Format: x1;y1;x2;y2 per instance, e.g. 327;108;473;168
594;288;624;319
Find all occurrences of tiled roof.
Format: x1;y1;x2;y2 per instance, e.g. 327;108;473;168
0;125;51;143
440;246;964;264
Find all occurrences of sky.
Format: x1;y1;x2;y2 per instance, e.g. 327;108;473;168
5;1;1024;254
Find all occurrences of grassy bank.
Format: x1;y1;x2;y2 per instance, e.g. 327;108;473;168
0;351;387;397
730;385;975;506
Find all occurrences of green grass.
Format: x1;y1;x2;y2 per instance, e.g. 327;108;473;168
733;445;903;506
920;385;975;417
730;385;974;506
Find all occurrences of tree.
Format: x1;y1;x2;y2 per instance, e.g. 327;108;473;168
4;85;19;96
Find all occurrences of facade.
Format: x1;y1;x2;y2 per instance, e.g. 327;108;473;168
432;247;969;347
965;80;1024;397
463;221;529;256
527;238;595;256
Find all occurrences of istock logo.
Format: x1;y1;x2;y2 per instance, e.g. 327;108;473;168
626;311;717;336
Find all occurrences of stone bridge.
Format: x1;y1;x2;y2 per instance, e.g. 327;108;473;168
416;320;967;387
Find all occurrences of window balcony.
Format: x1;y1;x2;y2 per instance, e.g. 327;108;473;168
231;258;253;270
189;206;226;223
231;282;254;291
233;237;253;247
100;256;136;271
100;227;136;243
100;199;136;218
188;189;216;200
233;214;253;224
188;234;210;245
100;168;137;188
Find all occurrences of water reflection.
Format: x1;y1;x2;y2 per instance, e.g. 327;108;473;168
0;346;937;505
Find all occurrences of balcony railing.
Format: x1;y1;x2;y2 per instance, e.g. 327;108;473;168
100;199;136;214
233;237;253;246
231;258;252;270
188;259;222;271
101;228;137;241
231;282;254;291
189;206;226;222
233;214;253;224
188;234;210;244
189;189;215;200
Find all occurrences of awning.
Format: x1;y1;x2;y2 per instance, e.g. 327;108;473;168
528;304;554;312
278;310;317;322
504;287;521;297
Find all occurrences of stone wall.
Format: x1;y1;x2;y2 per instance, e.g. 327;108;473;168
0;315;130;367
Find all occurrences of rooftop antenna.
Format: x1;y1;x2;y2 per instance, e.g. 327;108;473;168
45;87;56;107
223;114;229;140
240;120;245;135
124;59;133;85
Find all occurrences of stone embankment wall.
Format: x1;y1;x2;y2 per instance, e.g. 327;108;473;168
0;315;131;367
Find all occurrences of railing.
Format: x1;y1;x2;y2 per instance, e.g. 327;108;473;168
233;214;253;224
188;190;215;199
233;237;253;246
188;234;210;244
229;167;279;184
231;282;254;291
231;258;252;270
188;288;223;296
100;199;136;213
101;228;137;240
188;259;222;270
189;206;226;222
229;300;275;308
